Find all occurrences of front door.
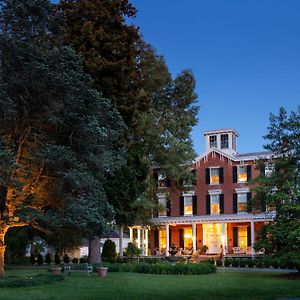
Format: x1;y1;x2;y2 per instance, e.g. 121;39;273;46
203;224;223;254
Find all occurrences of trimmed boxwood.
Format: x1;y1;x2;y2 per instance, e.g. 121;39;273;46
239;259;246;268
97;262;216;275
224;258;232;267
246;258;254;268
232;258;239;267
216;259;223;267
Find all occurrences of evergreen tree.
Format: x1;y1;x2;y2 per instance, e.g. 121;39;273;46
254;107;300;257
0;0;124;276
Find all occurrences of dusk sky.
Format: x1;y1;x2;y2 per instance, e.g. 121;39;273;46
130;0;300;155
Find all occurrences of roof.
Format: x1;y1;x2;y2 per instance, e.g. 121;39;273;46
203;128;239;136
196;148;274;163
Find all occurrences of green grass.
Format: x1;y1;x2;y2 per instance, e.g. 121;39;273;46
1;268;300;300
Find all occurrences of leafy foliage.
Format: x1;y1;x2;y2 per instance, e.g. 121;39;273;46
101;240;117;262
0;0;125;253
254;107;300;256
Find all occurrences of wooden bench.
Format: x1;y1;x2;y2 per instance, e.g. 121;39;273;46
64;263;93;275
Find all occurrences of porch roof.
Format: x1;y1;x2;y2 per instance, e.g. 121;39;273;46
150;212;275;225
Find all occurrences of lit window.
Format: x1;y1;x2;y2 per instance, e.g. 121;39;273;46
210;168;219;184
237;193;247;213
221;134;229;149
159;230;166;250
237;166;247;183
158;195;167;217
184;229;193;249
238;227;247;251
209;135;217;148
184;195;193;215
210;194;220;215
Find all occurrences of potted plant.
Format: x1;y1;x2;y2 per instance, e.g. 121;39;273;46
49;262;62;275
98;266;108;277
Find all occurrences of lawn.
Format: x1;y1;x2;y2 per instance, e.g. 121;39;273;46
1;268;300;300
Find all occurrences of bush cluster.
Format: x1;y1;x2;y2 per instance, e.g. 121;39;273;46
223;255;300;270
96;262;216;275
0;274;64;288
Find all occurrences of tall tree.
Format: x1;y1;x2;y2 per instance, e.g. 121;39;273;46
254;107;300;257
61;1;199;247
0;0;124;276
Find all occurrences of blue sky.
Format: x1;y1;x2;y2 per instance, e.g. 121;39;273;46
130;0;300;155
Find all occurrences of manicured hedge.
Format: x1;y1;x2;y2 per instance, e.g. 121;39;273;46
96;262;216;275
0;274;64;288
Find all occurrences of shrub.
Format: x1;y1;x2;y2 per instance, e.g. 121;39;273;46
232;258;239;267
37;253;43;265
224;258;232;267
54;253;61;265
0;274;64;288
239;259;246;268
72;258;78;263
79;256;87;263
254;258;263;268
271;258;279;269
102;240;117;262
125;242;141;257
216;259;223;267
30;253;36;265
63;254;70;264
207;257;215;265
45;253;52;265
246;258;254;268
101;262;216;275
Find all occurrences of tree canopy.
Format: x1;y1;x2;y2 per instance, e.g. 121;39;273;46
0;0;125;275
254;107;300;257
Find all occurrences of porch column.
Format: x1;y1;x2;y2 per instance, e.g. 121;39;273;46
251;221;255;258
137;228;141;248
165;224;170;256
145;228;149;256
192;223;197;253
119;225;123;257
129;227;133;243
141;228;145;256
221;222;226;256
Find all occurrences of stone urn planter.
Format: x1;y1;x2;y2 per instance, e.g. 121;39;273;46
50;266;62;275
98;267;108;277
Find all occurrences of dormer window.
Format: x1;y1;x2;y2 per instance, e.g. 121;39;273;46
209;135;217;148
221;134;229;149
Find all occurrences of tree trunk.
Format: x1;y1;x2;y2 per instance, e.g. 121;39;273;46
0;226;8;278
88;236;101;264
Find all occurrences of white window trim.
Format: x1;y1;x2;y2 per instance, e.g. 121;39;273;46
208;189;222;195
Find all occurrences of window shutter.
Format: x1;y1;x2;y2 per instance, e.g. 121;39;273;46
220;194;224;214
165;178;171;187
192;169;197;186
154;230;159;249
261;198;266;212
247;226;251;247
233;166;237;183
206;195;211;215
233;193;237;214
153;172;158;183
179;229;184;248
205;168;210;184
179;196;184;216
192;195;197;215
247;165;252;181
247;192;252;213
219;167;224;184
233;227;238;247
166;199;171;216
